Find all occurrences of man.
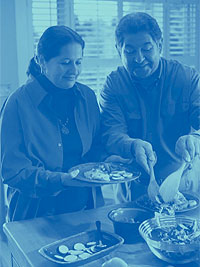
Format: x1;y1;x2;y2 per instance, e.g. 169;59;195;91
100;12;200;200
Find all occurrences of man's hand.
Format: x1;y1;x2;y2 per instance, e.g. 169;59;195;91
175;135;200;162
131;139;156;174
104;155;132;164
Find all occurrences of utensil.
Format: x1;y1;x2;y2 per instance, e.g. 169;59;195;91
159;162;187;203
95;221;104;247
147;163;159;201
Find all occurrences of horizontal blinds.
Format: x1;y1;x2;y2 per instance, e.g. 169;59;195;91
123;1;164;32
73;0;119;93
32;0;66;52
31;0;200;95
32;0;58;52
168;3;197;67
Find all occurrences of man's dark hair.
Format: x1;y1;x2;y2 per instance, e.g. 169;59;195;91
115;12;162;47
37;25;85;62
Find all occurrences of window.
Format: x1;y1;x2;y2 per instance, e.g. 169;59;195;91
73;0;119;96
31;0;200;95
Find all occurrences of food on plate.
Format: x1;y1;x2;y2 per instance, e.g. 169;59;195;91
64;254;78;262
54;254;64;260
78;252;91;259
52;239;108;263
136;191;198;214
83;163;133;182
155;191;198;214
39;228;123;265
74;242;86;251
57;244;69;255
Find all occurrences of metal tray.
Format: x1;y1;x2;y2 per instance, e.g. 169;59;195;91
68;162;140;185
39;230;124;266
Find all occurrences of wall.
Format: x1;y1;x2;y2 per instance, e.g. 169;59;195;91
0;0;19;108
0;0;34;109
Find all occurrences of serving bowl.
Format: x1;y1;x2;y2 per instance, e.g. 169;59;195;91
108;208;153;244
135;191;200;214
139;215;200;264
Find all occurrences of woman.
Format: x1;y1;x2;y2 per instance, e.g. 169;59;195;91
0;26;104;221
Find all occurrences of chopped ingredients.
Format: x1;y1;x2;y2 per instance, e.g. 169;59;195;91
86;241;96;246
49;237;108;263
74;242;86;251
156;220;200;244
68;250;84;255
57;245;69;255
137;191;198;214
84;163;133;182
78;252;91;259
64;254;78;262
149;219;200;262
54;255;64;260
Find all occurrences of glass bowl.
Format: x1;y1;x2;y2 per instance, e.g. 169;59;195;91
139;215;200;264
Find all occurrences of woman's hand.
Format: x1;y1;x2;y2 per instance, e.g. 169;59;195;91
61;169;99;187
175;135;200;162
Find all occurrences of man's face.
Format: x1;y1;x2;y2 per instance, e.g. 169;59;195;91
118;32;162;79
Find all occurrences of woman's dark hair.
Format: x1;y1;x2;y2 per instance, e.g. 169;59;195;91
37;25;85;61
26;57;41;78
115;12;162;47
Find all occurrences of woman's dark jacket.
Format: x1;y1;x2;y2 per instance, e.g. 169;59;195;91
0;78;104;221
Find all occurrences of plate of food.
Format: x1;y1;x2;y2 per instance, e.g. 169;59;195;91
135;191;199;214
68;162;140;185
38;228;124;265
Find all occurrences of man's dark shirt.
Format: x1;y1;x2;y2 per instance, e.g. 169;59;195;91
100;58;200;182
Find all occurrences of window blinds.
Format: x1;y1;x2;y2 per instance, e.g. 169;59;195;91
32;0;58;52
31;0;200;95
73;0;119;95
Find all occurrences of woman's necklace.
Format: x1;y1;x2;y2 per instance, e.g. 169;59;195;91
58;118;70;135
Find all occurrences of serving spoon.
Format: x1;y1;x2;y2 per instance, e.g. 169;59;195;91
147;163;159;201
159;161;187;203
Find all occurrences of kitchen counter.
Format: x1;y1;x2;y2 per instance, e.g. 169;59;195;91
3;200;200;267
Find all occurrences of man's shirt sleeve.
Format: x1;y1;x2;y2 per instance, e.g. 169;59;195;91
100;75;135;159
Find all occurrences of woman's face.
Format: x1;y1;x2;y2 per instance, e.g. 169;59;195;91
42;42;83;89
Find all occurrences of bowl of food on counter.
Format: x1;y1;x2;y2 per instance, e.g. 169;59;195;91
108;207;153;244
135;191;199;215
39;221;124;266
139;214;200;264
